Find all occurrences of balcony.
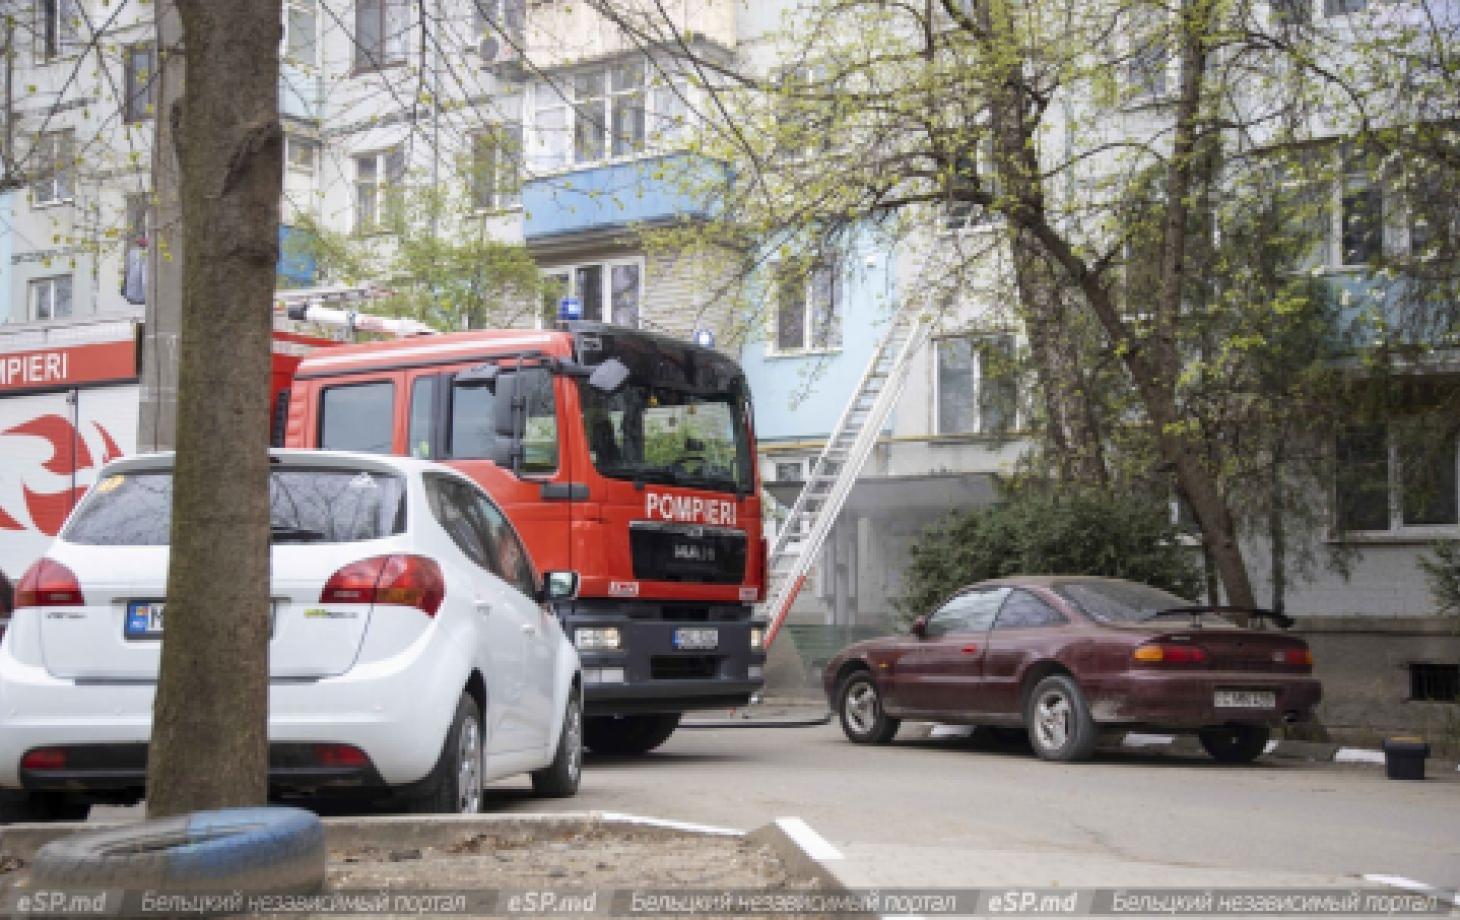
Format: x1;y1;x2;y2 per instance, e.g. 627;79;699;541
522;154;723;243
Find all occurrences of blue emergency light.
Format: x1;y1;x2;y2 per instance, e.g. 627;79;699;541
558;296;583;321
691;329;715;348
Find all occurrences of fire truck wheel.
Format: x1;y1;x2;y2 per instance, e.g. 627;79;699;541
582;713;682;755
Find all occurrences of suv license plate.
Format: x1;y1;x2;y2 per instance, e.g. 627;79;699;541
1214;690;1276;709
673;627;719;650
125;600;166;639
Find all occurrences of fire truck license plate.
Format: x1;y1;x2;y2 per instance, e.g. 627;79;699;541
673;628;719;650
1214;690;1275;709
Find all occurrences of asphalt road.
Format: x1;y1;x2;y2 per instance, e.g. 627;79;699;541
479;721;1460;894
91;720;1458;894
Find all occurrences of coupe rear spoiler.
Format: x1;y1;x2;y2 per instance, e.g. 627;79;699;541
1146;606;1295;630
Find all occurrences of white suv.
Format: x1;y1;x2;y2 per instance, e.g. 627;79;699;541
0;450;582;819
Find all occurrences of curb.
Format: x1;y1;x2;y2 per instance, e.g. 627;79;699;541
681;711;832;729
744;818;850;895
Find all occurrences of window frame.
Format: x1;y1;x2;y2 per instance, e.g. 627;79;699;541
352;147;405;234
470;124;523;212
769;258;843;356
352;0;408;74
473;0;526;56
933;333;1020;436
31;130;75;206
37;0;81;60
317;379;398;455
29;274;73;321
285;0;321;70
537;257;644;329
527;57;690;174
1334;421;1460;538
122;42;156;124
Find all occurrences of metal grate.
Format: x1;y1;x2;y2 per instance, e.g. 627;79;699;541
1409;662;1459;702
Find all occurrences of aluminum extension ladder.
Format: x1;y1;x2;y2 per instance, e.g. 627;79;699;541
761;304;930;647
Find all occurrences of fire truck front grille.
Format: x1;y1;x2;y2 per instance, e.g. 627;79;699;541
650;656;719;680
629;523;746;584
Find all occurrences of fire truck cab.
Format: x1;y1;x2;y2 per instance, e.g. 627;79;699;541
284;322;766;754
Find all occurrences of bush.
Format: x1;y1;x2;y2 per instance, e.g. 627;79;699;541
893;487;1203;622
1419;541;1460;618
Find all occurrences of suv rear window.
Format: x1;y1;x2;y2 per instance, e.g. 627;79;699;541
64;468;407;546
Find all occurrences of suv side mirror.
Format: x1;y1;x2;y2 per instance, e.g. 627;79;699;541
542;571;579;602
910;616;928;638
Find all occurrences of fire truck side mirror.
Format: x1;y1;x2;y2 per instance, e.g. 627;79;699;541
587;358;630;394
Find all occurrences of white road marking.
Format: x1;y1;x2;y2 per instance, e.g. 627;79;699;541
1364;874;1460;907
776;816;843;861
1335;747;1387;764
1122;733;1176;747
597;811;744;837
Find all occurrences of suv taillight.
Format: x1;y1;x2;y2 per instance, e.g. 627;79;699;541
15;558;85;608
320;555;444;617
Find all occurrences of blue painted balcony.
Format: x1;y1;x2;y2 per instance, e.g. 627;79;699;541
1325;271;1459;351
522;154;722;242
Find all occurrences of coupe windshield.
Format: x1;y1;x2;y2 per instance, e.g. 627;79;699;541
1052;580;1194;624
580;382;753;492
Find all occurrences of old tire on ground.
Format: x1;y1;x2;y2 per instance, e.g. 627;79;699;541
0;790;91;823
406;693;484;813
531;688;583;797
29;806;324;892
1025;674;1099;762
1198;724;1270;763
837;671;900;744
582;713;681;755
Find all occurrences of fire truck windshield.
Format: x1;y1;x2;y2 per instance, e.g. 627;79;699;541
580;381;753;493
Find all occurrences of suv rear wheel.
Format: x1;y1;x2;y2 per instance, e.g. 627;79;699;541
406;693;483;814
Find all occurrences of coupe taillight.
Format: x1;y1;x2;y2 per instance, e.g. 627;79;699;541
1131;642;1209;666
14;559;85;608
1273;647;1314;668
320;555;444;617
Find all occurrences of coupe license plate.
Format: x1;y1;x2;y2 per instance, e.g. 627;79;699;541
125;601;166;639
1214;689;1276;709
673;627;719;650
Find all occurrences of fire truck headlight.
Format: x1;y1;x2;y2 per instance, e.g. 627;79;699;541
750;626;765;650
575;627;621;651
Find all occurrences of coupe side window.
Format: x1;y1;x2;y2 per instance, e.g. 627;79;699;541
925;587;1009;637
994;590;1068;629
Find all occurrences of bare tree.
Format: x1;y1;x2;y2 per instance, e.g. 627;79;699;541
146;0;283;817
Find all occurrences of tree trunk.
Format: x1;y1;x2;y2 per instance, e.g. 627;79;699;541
146;0;283;818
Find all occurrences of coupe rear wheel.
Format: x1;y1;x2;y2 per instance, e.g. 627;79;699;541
837;671;899;744
1198;725;1270;764
407;693;483;814
1025;675;1098;762
582;713;681;755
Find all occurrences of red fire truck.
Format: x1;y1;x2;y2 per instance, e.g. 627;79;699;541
282;321;767;754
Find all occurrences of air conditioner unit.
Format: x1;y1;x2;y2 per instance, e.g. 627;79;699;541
477;33;520;70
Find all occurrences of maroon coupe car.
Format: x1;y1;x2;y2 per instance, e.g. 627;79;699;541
823;577;1322;763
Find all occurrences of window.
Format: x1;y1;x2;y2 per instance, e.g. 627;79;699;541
942;139;996;232
994;590;1067;629
408;376;436;459
123;194;148;305
1339;148;1382;266
774;460;804;482
32;131;75;205
448;366;559;473
773;259;841;353
473;0;525;55
935;335;1018;435
354;148;404;232
425;474;536;596
286;0;319;68
353;0;408;72
1271;0;1311;27
1405;162;1457;261
1127;9;1169;101
1336;421;1459;533
1277;150;1328;272
539;259;642;328
1409;662;1459;703
471;125;521;211
37;0;80;59
924;588;1010;637
29;275;72;321
319;381;395;454
774;65;829;161
1323;0;1365;14
123;43;155;123
528;58;685;171
286;136;319;176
